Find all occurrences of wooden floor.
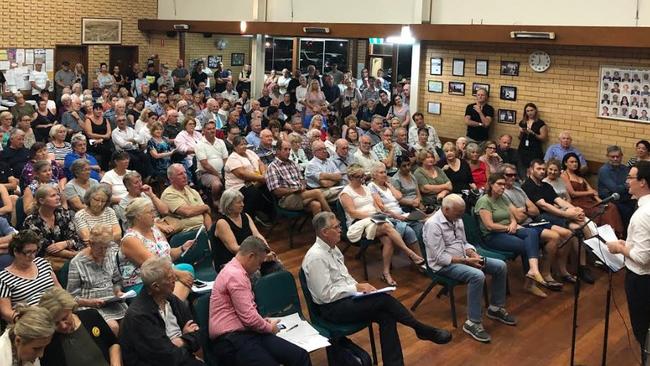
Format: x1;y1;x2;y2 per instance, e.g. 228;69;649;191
267;221;640;366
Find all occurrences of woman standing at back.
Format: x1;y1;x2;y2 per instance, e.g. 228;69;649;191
517;103;548;175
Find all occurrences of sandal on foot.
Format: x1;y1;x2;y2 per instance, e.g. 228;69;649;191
526;273;548;287
380;273;397;286
560;274;577;284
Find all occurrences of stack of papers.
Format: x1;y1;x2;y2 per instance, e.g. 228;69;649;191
101;290;137;304
584;224;625;272
269;313;330;352
351;286;396;299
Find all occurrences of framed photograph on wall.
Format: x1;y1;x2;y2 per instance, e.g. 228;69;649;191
448;82;466;96
231;53;245;66
500;85;517;101
427;101;441;115
476;59;489;76
598;66;650;124
428;80;443;93
500;61;520;76
452;58;465;76
498;109;517;124
81;18;122;44
207;55;222;68
472;82;490;96
430;58;443;75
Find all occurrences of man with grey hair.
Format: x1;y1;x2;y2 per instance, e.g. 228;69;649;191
61;94;85;135
353;134;380;174
303;212;451;365
598;145;635;226
544;131;588;174
63;134;102;180
331;138;355;185
254;129;276;165
120;257;204;366
0;128;29;190
305;140;344;201
423;194;514;343
364;115;384;145
161;163;211;232
210;236;310;365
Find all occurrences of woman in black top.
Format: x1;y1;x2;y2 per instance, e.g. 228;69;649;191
40;287;121;366
33;99;57;143
279;93;296;121
83;103;113;172
517;103;548;172
210;189;281;274
441;142;476;193
190;61;208;92
112;65;125;88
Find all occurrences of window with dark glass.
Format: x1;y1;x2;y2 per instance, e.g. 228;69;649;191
264;37;293;73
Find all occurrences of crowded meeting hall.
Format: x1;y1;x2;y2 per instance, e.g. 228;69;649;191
2;2;650;365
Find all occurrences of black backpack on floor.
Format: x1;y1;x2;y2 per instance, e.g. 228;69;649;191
326;336;372;366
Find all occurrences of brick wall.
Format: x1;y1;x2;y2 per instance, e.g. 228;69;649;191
185;33;251;83
418;42;650;163
0;0;178;73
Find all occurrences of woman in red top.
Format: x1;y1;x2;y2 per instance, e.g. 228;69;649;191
466;142;489;189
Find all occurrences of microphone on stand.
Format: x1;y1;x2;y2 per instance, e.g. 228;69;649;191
598;192;620;206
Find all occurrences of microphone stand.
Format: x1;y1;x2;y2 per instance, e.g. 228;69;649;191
562;204;609;366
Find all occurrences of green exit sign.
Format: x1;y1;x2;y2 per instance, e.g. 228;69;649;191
368;38;384;45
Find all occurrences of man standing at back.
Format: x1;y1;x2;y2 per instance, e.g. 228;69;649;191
302;212;451;366
464;88;493;145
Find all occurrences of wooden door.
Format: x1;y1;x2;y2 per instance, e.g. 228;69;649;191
109;46;139;76
54;45;88;73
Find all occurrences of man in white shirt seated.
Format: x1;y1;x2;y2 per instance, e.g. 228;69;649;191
111;114;151;178
220;81;239;103
195;120;228;205
302;212;451;366
353;135;380;174
305;140;344;201
424;194;515;343
408;112;441;149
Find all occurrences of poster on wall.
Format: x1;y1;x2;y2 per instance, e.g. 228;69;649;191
599;66;650;123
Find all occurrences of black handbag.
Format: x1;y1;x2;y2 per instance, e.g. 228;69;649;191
326;337;372;366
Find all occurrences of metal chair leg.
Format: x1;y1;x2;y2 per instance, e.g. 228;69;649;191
483;281;489;308
288;218;297;249
368;324;378;365
411;280;437;311
361;252;368;281
449;287;458;328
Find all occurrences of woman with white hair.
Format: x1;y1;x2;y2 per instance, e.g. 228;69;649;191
64;159;100;212
340;164;425;286
466;142;489;190
66;225;126;335
73;184;121;244
288;133;309;173
118;197;195;299
210;188;280;274
46;125;72;164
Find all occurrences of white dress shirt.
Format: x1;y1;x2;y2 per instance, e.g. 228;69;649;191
625;194;650;275
112;126;145;151
423;209;475;272
302;237;358;305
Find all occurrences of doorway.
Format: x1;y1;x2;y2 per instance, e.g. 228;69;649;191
54;45;88;74
109;46;139;77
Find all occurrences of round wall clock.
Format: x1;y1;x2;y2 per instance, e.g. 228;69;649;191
529;50;551;73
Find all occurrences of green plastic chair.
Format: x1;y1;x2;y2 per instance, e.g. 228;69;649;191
334;200;379;281
193;292;219;366
15;196;25;230
266;195;307;249
298;269;378;365
169;227;217;281
56;260;70;288
253;270;304;318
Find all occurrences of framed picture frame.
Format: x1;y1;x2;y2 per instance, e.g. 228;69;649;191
81;18;122;44
452;58;465;76
475;59;489;76
598;66;650;124
207;55;222;68
427;101;441;115
428;80;443;93
472;82;490;96
500;85;517;101
430;58;443;75
500;61;520;76
448;82;466;96
231;53;245;66
498;109;517;124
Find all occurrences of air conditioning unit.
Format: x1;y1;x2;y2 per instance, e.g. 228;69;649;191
510;31;555;40
303;27;330;34
173;24;190;31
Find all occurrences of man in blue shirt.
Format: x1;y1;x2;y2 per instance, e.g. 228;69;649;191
245;119;262;148
598;145;635;226
544;131;588;174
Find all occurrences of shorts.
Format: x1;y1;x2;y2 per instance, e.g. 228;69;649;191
278;193;304;210
539;213;568;228
390;219;418;244
198;172;222;188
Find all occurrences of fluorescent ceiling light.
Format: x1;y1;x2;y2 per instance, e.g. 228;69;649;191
387;25;416;44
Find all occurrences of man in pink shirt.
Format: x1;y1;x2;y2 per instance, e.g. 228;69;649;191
209;236;311;366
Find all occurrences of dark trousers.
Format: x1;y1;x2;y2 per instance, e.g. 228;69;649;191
239;184;273;218
625;270;650;357
319;293;425;366
126;149;152;179
213;331;311;366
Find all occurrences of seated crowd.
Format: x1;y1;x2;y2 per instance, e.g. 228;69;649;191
0;59;646;366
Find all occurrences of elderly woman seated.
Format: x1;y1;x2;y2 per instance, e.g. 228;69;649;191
73;184;121;245
117;171;172;234
211;188;282;275
288;132;309;174
118;197;195;299
340;164;425;287
368;163;425;244
414;150;452;209
441;142;476;194
0;230;61;322
21;142;66;191
46;124;72;165
64;158;100;212
39;287;122;365
466;142;489;190
63;134;102;181
22;160;69;215
0;304;55;365
66;225;126;336
391;155;425;212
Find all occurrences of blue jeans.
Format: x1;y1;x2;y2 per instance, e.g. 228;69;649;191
436;257;507;323
485;228;540;273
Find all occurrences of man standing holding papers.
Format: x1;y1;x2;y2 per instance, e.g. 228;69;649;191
302;212;451;366
607;161;650;361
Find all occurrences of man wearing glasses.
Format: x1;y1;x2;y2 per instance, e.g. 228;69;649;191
607;161;650;362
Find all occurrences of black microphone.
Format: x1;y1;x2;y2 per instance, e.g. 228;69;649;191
599;193;620;205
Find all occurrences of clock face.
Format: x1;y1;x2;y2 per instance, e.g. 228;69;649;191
529;51;551;73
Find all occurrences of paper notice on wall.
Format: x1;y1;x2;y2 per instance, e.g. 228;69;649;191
25;49;34;65
0;50;7;61
0;61;8;71
34;49;46;64
7;49;16;63
45;49;54;72
15;67;31;90
15;49;25;65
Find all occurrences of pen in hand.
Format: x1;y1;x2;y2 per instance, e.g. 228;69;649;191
285;324;299;332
